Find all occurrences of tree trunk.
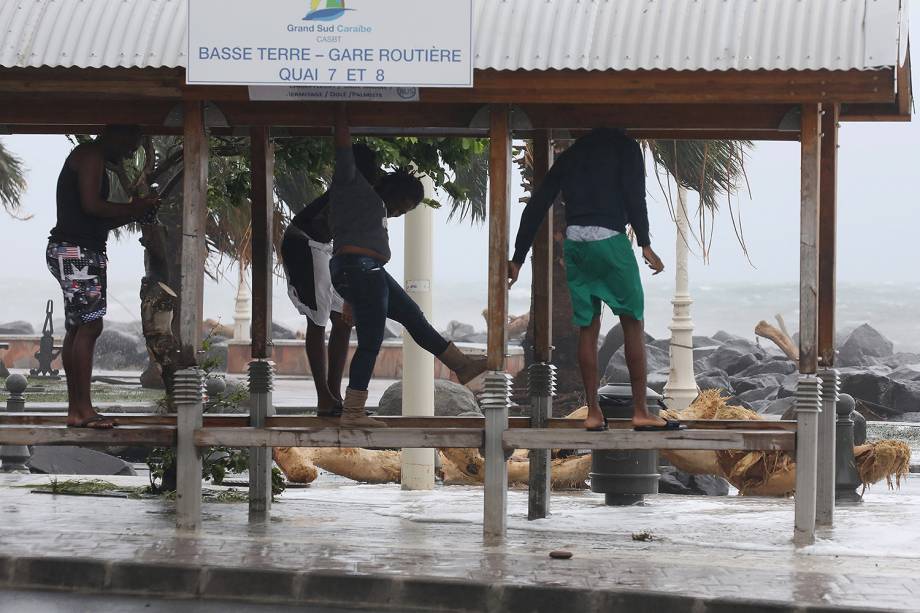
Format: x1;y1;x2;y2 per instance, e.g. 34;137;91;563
519;204;581;412
138;205;186;396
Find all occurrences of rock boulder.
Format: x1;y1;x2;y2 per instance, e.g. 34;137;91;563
695;369;733;394
659;466;729;496
0;320;35;335
27;446;136;476
604;344;669;384
94;329;148;371
377;379;480;417
837;324;894;367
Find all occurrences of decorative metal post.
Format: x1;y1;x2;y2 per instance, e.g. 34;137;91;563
527;362;556;520
794;375;822;546
835;394;862;502
175;368;203;531
482;371;512;539
248;359;275;515
816;369;839;525
29;300;61;379
0;374;31;473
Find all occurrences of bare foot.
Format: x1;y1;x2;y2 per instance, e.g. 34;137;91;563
583;407;607;430
631;414;668;429
67;407;117;429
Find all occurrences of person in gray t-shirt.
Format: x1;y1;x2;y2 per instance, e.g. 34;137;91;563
328;104;487;428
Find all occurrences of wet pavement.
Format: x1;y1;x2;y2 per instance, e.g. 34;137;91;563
0;473;918;611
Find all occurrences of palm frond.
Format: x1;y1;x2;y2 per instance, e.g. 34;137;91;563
645;139;753;260
446;146;489;223
0;140;29;218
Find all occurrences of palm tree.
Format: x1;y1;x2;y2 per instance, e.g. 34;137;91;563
0;140;28;218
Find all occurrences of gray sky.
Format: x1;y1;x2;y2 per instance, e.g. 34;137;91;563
1;8;918;344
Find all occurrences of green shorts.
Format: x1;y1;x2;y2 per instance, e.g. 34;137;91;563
564;233;644;327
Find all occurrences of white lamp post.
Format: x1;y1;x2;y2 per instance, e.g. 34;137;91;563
233;265;252;341
664;186;698;411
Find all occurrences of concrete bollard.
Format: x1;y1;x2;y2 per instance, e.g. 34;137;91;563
794;375;822;546
248;360;275;516
175;368;204;531
5;374;27;411
835;393;862;502
1;374;31;473
482;371;512;540
816;369;839;526
527;362;555;520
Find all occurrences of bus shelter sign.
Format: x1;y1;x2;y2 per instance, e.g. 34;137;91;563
188;0;473;87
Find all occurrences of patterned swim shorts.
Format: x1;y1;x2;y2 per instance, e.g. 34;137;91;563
46;241;107;331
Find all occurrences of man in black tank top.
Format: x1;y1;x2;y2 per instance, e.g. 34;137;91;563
46;125;158;429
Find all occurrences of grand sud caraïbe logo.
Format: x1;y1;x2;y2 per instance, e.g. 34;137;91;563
303;0;353;21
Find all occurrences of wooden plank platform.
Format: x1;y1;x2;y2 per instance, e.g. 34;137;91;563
0;425;176;446
195;427;485;449
0;413;797;432
503;428;796;452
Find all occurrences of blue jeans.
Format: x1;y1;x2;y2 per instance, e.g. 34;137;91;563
330;254;449;391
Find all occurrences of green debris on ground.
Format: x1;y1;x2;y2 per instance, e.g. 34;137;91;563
21;478;254;503
21;478;147;498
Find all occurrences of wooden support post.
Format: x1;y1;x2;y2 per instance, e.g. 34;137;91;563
175;368;203;531
248;359;274;515
816;105;839;527
795;103;822;546
250;127;274;360
531;133;554;366
486;105;511;371
177;101;209;367
818;105;838;367
528;132;554;520
482;372;512;540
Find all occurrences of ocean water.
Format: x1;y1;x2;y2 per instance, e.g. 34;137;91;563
3;276;918;353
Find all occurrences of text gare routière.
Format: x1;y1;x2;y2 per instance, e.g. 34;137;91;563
197;46;464;83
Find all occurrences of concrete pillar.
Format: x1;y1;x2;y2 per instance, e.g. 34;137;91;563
233;266;252;341
664;186;698;411
400;175;436;491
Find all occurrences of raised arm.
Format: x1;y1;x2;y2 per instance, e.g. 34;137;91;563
332;103;356;184
510;154;565;265
621;140;650;248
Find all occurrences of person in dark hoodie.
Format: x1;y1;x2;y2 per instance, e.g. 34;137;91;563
508;128;683;432
47;125;159;429
327;104;487;428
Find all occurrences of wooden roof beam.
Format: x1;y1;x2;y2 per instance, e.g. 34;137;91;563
0;67;897;106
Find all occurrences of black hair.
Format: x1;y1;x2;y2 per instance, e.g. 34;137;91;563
376;170;424;209
352;143;380;183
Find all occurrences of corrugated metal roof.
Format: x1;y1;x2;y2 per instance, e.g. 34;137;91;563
0;0;909;71
1;0;187;69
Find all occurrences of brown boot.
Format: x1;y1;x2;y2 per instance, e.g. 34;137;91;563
438;342;488;385
339;388;387;428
